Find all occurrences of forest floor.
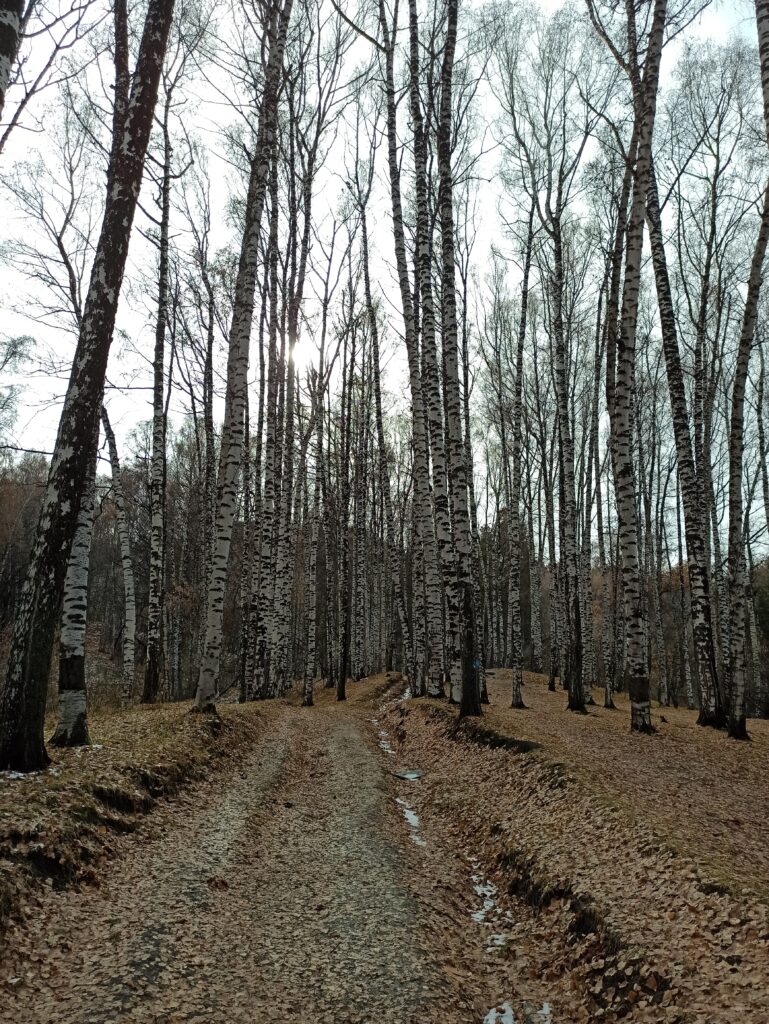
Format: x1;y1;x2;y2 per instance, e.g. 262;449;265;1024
378;670;769;1023
0;673;768;1023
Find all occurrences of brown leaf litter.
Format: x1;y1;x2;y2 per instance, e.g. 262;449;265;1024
2;671;768;1023
1;690;445;1024
0;700;265;934
375;670;769;1023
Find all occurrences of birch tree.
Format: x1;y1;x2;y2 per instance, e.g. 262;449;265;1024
438;0;481;716
0;0;175;772
725;180;769;736
378;0;446;698
588;0;673;731
0;2;24;122
141;14;199;702
194;0;294;712
101;405;135;705
49;430;97;747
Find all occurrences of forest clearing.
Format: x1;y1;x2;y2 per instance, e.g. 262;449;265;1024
1;673;768;1024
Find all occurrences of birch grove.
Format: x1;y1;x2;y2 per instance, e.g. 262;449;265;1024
2;0;769;769
194;0;294;711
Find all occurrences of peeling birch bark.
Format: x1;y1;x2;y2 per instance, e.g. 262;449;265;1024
437;0;480;717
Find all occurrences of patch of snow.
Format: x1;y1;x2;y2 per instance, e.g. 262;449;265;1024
484;1002;516;1024
395;797;420;828
472;874;497;899
470;868;500;924
468;860;508;931
469;861;555;1022
395;797;427;846
378;729;395;755
484;1002;553;1024
471;897;497;923
380;685;412;711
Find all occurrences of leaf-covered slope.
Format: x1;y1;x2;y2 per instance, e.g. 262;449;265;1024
0;701;264;933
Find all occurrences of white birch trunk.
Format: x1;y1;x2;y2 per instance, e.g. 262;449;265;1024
194;0;294;711
725;181;769;737
551;218;584;712
0;0;174;772
408;0;460;697
527;497;543;674
142;97;172;704
50;442;97;747
596;454;614;708
101;406;136;705
607;0;667;732
0;2;23;121
646;163;723;724
507;210;534;708
378;0;445;697
437;0;480;716
253;160;281;699
303;408;322;706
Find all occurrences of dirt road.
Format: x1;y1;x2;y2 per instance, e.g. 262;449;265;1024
2;707;441;1024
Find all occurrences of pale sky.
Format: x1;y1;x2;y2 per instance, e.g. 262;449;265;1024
0;0;759;473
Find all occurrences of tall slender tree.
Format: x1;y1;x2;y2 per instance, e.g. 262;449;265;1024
194;0;294;711
0;0;175;772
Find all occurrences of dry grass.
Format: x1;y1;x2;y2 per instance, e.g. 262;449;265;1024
380;672;769;1022
0;700;265;934
283;670;402;709
478;670;769;901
